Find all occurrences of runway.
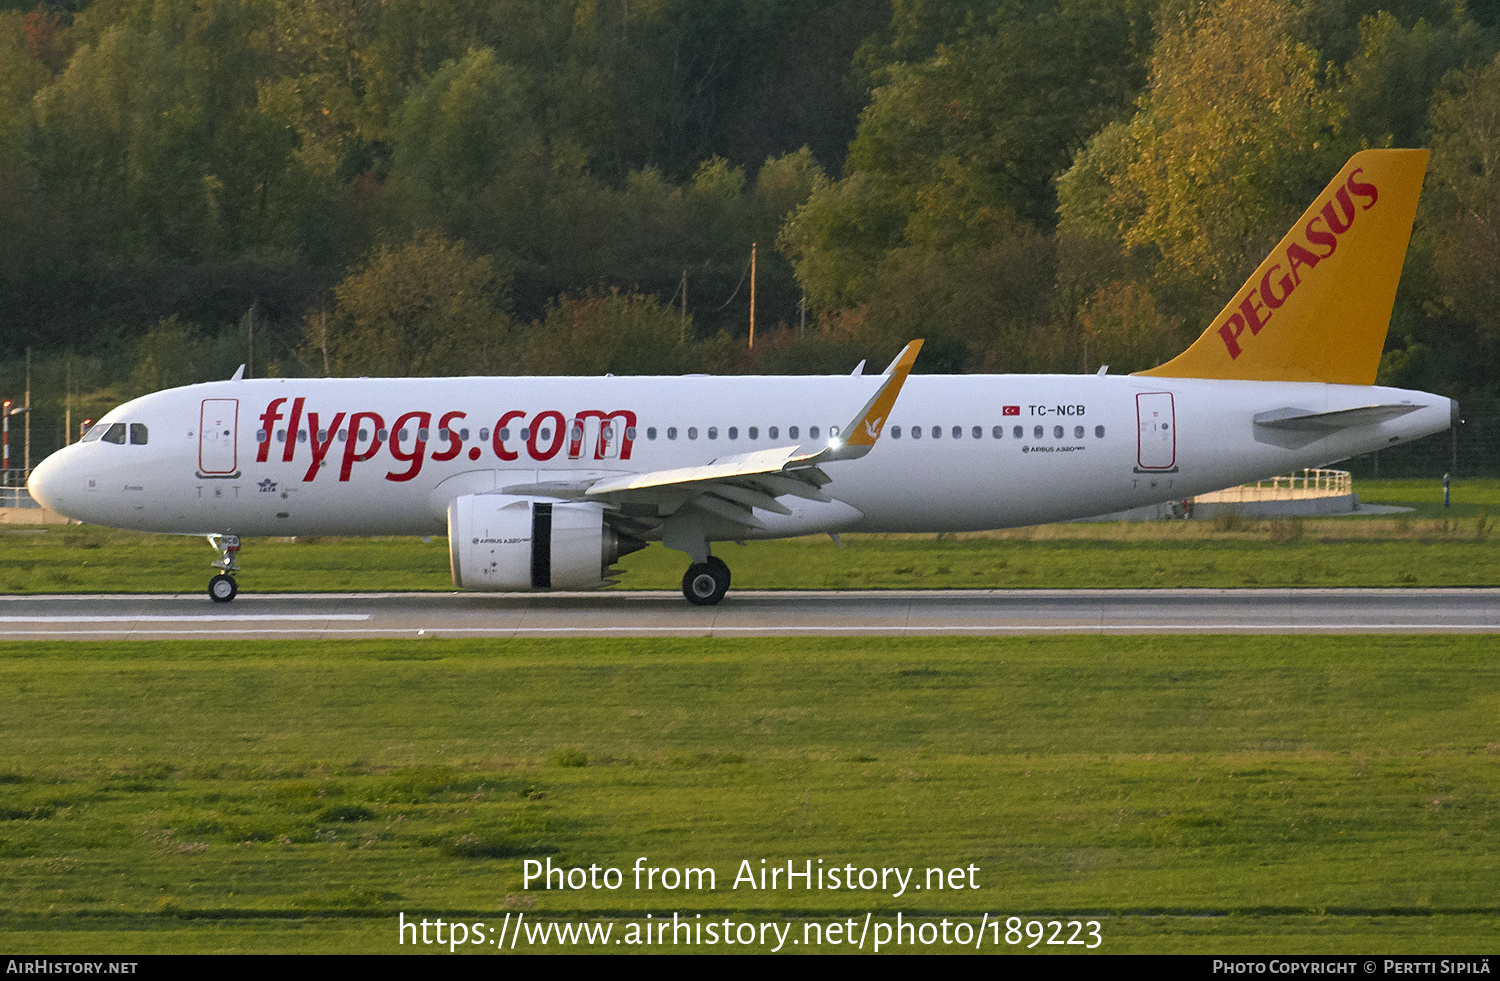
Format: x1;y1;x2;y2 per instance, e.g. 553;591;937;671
1;588;1497;639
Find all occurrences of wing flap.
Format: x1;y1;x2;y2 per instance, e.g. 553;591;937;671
585;446;804;495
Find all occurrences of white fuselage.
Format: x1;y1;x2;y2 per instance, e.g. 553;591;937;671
28;373;1454;539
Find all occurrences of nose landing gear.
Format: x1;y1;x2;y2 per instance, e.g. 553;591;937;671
682;554;731;606
207;534;240;603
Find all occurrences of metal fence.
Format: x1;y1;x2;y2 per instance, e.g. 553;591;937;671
1195;468;1351;502
0;473;37;509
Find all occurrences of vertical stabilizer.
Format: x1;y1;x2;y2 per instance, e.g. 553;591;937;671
1139;148;1428;384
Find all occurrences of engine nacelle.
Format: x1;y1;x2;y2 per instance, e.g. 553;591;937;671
447;494;642;591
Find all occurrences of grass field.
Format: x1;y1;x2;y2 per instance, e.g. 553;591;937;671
2;479;1498;594
1;635;1498;953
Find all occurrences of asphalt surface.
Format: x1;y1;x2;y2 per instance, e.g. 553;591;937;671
0;588;1496;639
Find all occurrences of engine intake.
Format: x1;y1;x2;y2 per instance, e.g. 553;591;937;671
447;494;643;591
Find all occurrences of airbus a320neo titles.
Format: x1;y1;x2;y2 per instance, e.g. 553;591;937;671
29;149;1455;605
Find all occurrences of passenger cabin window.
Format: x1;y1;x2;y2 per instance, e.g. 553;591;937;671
1095;425;1105;438
769;426;779;439
992;426;1003;439
1013;426;1024;439
102;423;127;444
130;423;148;445
891;426;901;438
788;426;799;439
810;426;820;440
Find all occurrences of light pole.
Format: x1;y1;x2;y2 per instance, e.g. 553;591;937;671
3;400;30;488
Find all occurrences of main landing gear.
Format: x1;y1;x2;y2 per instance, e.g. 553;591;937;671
207;534;240;603
682;554;731;606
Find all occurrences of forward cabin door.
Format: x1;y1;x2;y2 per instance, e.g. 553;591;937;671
1135;392;1177;471
199;399;239;475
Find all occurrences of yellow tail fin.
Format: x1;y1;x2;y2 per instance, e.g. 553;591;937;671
1138;148;1429;385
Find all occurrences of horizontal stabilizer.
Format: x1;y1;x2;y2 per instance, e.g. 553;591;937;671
1253;403;1423;431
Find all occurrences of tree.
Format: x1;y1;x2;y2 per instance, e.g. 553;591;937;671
783;0;1155;314
390;48;535;218
1338;9;1491;149
1056;0;1352;326
129;316;248;396
1426;55;1500;340
517;288;692;375
310;231;512;376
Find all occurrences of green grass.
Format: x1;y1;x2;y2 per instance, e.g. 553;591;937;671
4;478;1498;592
1356;477;1500;518
1;635;1499;952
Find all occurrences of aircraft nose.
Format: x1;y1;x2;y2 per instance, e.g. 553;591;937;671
26;451;68;513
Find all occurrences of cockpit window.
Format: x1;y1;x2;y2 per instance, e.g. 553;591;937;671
101;423;127;444
81;423;107;442
129;423;148;445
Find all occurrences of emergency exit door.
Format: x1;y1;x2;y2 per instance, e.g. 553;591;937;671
1135;392;1177;472
199;399;239;475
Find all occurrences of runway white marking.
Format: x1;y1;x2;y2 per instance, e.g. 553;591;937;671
0;615;369;623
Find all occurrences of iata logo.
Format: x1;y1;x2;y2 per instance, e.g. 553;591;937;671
254;398;637;484
1218;168;1379;359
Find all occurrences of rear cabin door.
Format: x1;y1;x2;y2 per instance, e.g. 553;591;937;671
1135;392;1177;471
199;399;239;475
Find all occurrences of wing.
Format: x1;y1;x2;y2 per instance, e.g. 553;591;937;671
500;340;922;534
587;339;921;529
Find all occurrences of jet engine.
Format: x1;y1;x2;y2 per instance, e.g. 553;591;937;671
447;494;643;591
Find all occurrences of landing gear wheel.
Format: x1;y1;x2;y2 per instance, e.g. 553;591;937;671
682;562;729;606
706;555;731;589
208;574;238;603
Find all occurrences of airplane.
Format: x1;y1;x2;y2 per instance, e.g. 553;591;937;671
27;148;1454;605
